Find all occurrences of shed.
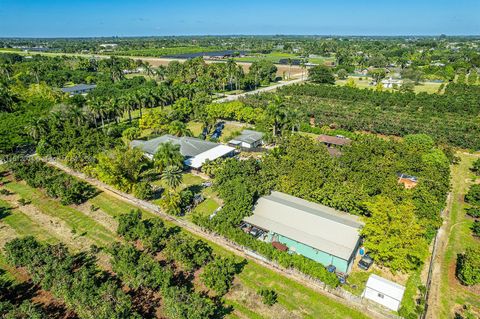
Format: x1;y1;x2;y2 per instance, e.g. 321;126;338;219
60;84;97;96
317;135;351;147
363;274;405;311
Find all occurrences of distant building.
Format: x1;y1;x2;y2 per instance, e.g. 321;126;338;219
363;274;406;311
99;43;118;49
60;84;97;96
318;135;351;147
228;130;264;149
131;135;235;169
381;77;403;89
243;191;364;273
278;58;302;65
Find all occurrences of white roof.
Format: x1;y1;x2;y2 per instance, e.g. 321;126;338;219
366;274;406;301
184;144;234;169
244;191;363;260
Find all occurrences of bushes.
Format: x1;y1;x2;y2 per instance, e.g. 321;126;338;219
465;184;480;206
4;236;139;319
8;159;96;205
201;256;238;295
471;159;480;175
466;207;480;218
456;246;480;286
164;233;213;271
258;289;278;306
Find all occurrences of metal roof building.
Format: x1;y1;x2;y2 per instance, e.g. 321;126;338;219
60;84;97;95
244;191;363;273
228;130;264;148
131;135;235;169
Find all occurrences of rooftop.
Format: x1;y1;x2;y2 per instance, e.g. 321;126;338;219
60;83;97;93
317;135;352;146
366;274;406;301
244;191;363;260
131;135;235;169
230;130;264;144
131;135;220;157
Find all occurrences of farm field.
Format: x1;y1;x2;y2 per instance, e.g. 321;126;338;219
0;166;369;319
436;152;480;318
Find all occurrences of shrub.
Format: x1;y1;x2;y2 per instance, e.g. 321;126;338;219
201;256;237;295
132;181;154;200
466;206;480;218
465;185;480;206
456;246;480;286
258;289;278;306
471;220;480;237
471;159;480;175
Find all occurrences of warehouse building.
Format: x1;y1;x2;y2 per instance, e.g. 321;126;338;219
243;191;363;273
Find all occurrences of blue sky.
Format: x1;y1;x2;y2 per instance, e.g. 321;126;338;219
0;0;479;37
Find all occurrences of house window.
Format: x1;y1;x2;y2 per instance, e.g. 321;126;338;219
377;293;384;299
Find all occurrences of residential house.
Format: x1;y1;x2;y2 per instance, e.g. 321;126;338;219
228;130;264;149
131;134;235;169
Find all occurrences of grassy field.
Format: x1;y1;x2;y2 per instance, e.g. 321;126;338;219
439;152;480;318
0;167;369;318
234;52;333;66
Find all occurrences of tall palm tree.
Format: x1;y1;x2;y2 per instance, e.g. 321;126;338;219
153;142;184;173
168;120;192;137
161;165;183;189
0;63;13;81
266;97;288;137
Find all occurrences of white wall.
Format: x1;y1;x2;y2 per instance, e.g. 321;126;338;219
363;286;401;311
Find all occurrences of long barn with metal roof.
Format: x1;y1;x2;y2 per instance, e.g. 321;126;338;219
243;191;363;273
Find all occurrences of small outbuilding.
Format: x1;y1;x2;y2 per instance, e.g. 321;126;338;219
228;130;264;149
363;274;406;311
317;135;351;147
397;173;418;189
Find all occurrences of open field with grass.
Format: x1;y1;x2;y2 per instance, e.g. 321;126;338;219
336;76;443;94
436;152;480;318
0;165;370;319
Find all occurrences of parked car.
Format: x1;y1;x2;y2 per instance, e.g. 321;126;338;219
358;254;374;270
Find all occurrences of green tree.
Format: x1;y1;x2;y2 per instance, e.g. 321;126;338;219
361;197;428;272
153;142;184;173
258;289;278;306
337;69;348;80
456;246;480;285
465;185;480;206
162;165;183;189
308;65;335;84
201;256;238;295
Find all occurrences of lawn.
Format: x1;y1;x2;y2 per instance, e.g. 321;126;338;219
0;199;58;244
187;121;204;137
336;76;443;94
439;152;480;317
4;181;117;247
189;198;219;220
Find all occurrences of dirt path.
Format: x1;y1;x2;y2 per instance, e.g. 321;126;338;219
74;202;118;233
0;222;19;249
44;159;397;319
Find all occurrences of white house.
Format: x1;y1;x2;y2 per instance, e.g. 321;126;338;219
362;274;406;311
228;130;264;149
381;77;403;89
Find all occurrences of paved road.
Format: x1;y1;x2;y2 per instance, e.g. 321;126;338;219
215;77;304;103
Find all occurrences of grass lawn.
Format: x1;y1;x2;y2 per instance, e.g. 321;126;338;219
187;121;204;137
0;199;58;244
189;198;219;221
4;181;117;247
439;152;480;317
336;76;443;94
220;122;247;143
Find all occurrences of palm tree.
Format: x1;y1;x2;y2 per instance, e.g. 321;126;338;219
266;97;288;137
161;165;183;189
153;142;184;173
0;63;13;81
160;189;182;216
143;62;155;79
168;120;192;137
